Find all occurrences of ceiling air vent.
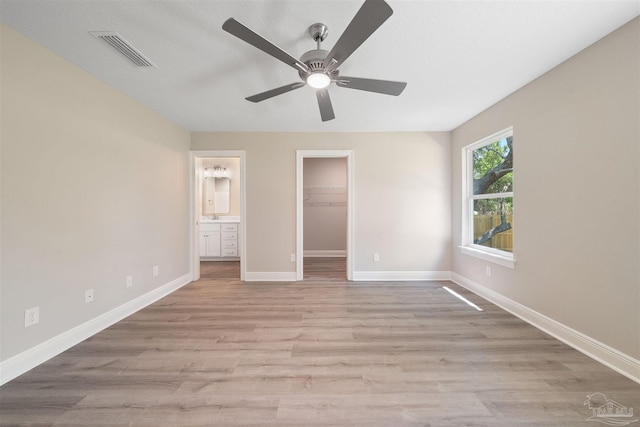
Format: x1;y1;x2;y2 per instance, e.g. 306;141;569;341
89;31;156;68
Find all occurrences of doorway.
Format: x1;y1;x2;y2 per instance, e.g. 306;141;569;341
191;151;246;282
296;150;354;281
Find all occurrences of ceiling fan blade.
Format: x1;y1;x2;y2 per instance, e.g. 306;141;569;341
336;76;406;96
316;89;335;122
223;18;309;73
246;82;306;103
323;0;393;71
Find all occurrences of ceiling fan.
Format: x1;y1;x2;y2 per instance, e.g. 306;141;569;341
222;0;407;122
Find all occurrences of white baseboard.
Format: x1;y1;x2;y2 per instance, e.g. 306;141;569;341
303;250;347;258
0;273;193;386
244;272;297;282
352;271;452;281
451;273;640;385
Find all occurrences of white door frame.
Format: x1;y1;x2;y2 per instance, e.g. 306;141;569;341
296;150;354;281
190;150;246;281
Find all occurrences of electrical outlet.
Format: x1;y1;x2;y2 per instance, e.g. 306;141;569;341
126;275;133;287
486;266;492;277
153;265;159;277
85;289;94;303
373;253;380;262
290;253;296;263
25;307;39;327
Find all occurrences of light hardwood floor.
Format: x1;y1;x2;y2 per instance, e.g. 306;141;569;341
304;257;346;281
200;258;347;281
200;261;241;280
1;274;638;426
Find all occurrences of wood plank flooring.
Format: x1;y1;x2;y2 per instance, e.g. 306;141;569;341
304;257;346;281
1;277;638;426
200;258;346;281
200;261;240;280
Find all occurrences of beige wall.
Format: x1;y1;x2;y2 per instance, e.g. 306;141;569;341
451;18;639;358
303;157;348;252
0;25;191;360
192;132;452;275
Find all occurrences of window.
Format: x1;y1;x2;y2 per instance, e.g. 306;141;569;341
461;127;514;268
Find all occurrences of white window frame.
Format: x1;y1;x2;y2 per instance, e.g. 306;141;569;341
460;127;515;269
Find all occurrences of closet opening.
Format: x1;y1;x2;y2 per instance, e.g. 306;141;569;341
296;150;354;281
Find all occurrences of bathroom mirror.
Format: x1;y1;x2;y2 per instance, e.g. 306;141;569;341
204;177;230;214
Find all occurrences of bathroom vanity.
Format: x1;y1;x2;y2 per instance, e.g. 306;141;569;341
199;216;240;261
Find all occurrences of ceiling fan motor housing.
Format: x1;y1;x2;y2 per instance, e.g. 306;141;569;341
298;49;338;81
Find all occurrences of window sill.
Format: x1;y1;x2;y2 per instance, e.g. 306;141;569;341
459;246;515;269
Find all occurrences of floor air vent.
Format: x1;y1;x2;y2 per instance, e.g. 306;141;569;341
90;31;156;68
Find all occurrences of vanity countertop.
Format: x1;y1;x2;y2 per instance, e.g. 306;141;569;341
200;216;240;224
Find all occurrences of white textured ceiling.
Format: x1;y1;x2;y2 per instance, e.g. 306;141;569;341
1;0;638;132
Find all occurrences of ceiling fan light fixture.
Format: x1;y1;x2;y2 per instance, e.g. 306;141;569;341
307;72;331;89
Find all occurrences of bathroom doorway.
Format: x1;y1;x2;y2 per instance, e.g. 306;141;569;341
296;150;354;281
191;151;246;282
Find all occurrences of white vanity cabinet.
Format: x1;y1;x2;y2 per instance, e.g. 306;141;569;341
200;221;240;260
199;224;221;257
220;223;238;257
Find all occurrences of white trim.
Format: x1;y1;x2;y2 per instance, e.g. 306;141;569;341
451;273;640;385
190;156;202;281
459;245;516;268
296;150;354;281
244;272;297;282
352;271;452;281
303;250;347;258
0;273;193;386
190;150;246;282
473;192;513;201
